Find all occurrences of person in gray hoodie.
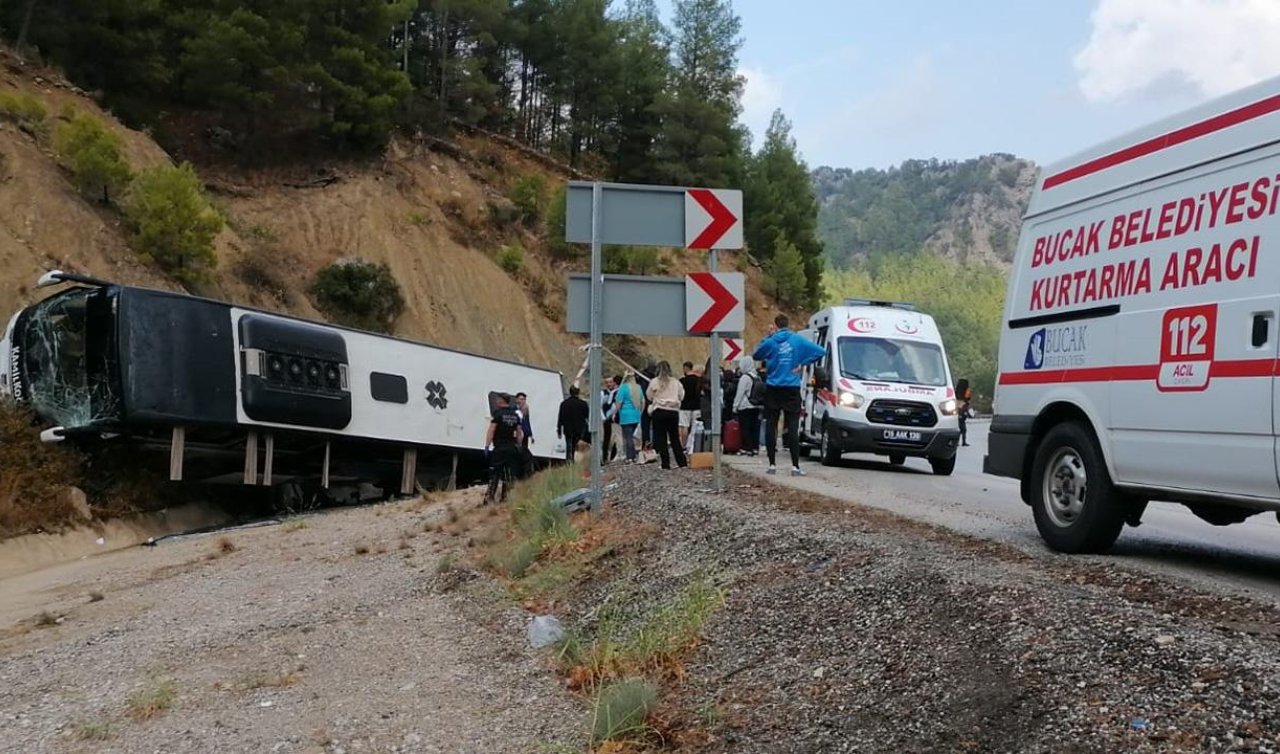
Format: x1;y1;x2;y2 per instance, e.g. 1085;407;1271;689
732;355;762;456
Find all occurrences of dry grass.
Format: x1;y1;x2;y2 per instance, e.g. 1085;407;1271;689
34;610;63;628
353;544;371;555
126;677;177;720
559;577;724;692
217;537;237;554
237;670;301;691
283;520;308;533
0;401;87;538
73;720;112;741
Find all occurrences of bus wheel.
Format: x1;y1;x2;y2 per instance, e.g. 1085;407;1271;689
1030;422;1126;554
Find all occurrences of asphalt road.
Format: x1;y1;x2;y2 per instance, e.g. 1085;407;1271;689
725;419;1280;603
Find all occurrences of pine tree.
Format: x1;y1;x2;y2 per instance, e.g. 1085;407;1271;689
610;0;670;182
745;109;825;305
653;0;746;188
766;237;807;308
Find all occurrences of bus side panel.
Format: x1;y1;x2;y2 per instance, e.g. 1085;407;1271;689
229;308;565;459
118;289;238;426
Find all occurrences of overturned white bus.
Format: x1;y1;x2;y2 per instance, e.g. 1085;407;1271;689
1;271;566;506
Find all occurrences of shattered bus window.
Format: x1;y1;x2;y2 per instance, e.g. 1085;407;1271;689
21;289;120;429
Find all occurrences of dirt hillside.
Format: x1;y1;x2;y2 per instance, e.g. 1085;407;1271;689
0;50;782;380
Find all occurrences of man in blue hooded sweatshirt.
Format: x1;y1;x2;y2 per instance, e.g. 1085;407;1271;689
753;314;826;476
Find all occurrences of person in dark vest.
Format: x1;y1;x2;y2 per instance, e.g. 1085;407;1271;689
556;386;590;462
956;378;972;447
484;393;524;504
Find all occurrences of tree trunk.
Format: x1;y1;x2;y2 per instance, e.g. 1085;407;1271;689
16;0;39;58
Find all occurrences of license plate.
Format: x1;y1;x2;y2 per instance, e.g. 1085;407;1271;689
883;429;921;442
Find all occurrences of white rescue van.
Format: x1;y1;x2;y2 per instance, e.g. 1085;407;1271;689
800;299;962;474
986;74;1280;553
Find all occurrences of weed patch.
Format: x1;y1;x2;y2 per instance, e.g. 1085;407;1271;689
591;678;658;745
73;720;111;741
482;463;583;579
559;576;724;690
126;677;177;720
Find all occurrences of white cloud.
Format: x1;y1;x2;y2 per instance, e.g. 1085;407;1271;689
739;66;783;143
1075;0;1280;102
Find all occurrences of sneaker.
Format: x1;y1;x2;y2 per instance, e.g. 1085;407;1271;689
791;467;805;477
766;465;777;475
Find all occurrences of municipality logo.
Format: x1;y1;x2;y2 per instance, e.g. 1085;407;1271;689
1024;328;1046;370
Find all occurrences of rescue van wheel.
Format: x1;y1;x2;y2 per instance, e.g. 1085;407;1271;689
889;453;906;466
1030;422;1125;554
820;424;840;466
929;455;955;476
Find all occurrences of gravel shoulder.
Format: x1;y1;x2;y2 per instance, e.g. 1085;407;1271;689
596;465;1280;753
0;488;582;754
4;462;1280;754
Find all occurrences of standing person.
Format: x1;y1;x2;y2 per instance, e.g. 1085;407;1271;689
600;376;619;463
556;386;590;462
515;392;534;477
639;363;657;451
646;361;687;470
678;362;700;449
956;378;973;447
612;373;644;463
753;314;826;476
484;393;524;504
733;356;763;456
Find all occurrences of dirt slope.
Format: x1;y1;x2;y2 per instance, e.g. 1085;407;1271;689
0;51;784;382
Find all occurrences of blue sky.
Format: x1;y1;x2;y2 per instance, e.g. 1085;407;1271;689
655;0;1280;170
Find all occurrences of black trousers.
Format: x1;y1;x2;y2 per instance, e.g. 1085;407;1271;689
602;420;617;461
651;409;687;469
486;445;521;502
563;431;583;462
959;412;968;444
737;407;760;453
764;386;802;468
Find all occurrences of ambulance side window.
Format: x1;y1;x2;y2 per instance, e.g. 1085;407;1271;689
817;326;831;383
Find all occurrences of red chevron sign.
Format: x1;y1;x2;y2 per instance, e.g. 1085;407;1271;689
686;272;745;333
685;189;744;250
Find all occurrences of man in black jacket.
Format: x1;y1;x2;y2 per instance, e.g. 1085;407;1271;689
556;386;590;462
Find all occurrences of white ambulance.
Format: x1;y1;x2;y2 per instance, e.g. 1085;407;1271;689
986;73;1280;553
799;299;962;474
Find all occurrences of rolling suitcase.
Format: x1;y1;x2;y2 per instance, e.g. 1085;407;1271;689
723;419;742;454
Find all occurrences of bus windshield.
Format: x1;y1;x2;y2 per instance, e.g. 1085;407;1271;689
837;337;947;387
20;288;120;428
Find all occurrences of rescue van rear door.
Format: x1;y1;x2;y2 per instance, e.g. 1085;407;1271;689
1104;151;1280;500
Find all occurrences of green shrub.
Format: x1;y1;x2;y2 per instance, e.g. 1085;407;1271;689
122;163;223;286
53;112;132;203
497;244;525;274
0;92;47;130
545;187;577;258
310;259;405;333
591;678;658;744
508;174;548;225
604;247;665;275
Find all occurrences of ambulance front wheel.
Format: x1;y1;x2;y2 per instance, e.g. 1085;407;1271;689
929;455;955;476
1030;421;1126;554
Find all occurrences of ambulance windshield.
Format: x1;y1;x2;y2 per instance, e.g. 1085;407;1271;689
838;337;947;387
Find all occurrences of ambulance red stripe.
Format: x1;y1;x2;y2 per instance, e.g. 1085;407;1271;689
998;358;1278;385
1042;93;1280;190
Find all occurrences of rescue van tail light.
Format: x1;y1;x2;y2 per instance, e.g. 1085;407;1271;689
938;399;958;416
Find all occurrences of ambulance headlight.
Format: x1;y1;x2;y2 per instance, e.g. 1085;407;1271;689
839;391;864;408
939;399;958;416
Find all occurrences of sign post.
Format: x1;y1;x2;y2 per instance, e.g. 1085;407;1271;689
588;182;604;512
709;251;723;492
565;181;744;507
